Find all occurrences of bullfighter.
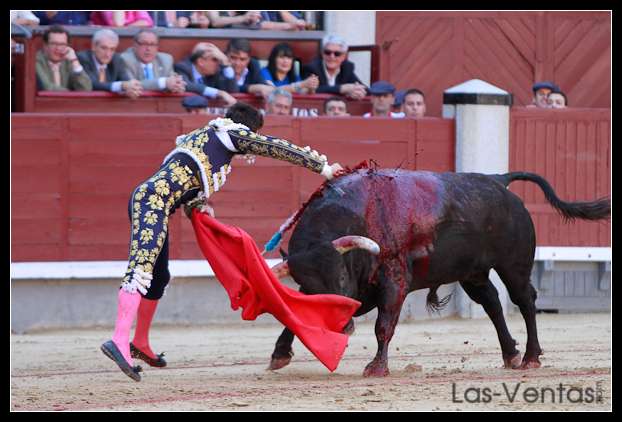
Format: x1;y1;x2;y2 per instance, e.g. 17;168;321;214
101;102;343;381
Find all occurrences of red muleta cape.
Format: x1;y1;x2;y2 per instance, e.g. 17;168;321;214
190;209;361;372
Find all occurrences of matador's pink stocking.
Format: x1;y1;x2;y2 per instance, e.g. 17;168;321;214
111;289;141;365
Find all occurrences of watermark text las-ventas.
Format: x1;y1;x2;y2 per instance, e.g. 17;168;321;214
451;382;604;404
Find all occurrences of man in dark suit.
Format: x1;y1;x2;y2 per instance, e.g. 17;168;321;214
302;34;367;100
224;38;274;98
174;43;237;106
77;28;143;99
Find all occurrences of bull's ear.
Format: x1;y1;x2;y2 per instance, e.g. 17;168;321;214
279;248;289;260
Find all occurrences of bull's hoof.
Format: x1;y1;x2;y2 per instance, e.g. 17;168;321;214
519;358;542;370
503;352;522;369
342;319;355;336
268;351;294;371
363;361;389;377
268;357;292;371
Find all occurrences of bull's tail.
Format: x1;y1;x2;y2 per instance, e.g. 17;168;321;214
493;172;611;222
426;287;452;315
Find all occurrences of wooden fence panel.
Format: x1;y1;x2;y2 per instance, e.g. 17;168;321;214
11;114;454;262
509;107;611;247
376;11;611;117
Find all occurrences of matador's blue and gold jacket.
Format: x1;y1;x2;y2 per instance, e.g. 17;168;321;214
161;118;331;198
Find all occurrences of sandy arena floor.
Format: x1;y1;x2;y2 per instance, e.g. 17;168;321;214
11;312;611;411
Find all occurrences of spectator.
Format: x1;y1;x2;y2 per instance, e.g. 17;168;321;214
257;11;307;31
206;11;261;28
529;81;559;108
120;29;185;94
302;34;367;100
224;38;274;98
260;42;319;94
91;11;154;28
77;29;142;99
392;89;406;113
149;11;192;28
188;11;211;28
548;90;568;109
181;95;209;114
363;81;405;118
34;11;91;26
324;96;349;117
174;43;237;106
401;88;427;118
35;25;92;91
10;11;40;26
265;88;293;115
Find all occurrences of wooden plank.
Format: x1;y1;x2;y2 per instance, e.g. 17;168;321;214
11;193;63;220
12;218;64;244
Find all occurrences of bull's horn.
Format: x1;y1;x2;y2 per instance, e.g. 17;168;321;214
271;261;290;279
332;235;380;255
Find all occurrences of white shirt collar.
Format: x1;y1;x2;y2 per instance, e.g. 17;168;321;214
191;64;203;83
235;67;249;86
322;61;340;86
92;53;107;71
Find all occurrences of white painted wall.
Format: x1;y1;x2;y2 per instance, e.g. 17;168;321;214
324;11;375;86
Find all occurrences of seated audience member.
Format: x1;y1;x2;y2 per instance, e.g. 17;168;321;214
181;95;209;114
188;11;211;28
324;96;349;117
34;11;91;26
401;88;427;118
257;11;307;31
302;34;367;100
548;90;568;109
261;42;319;94
363;81;405;118
149;11;192;28
224;38;274;98
35;25;92;91
265;88;293;116
174;43;237;106
120;29;186;94
392;89;406;113
77;29;142;99
11;11;40;26
91;11;154;27
207;11;306;30
528;81;559;108
206;11;262;28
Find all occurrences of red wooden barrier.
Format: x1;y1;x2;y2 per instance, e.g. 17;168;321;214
11;114;454;262
32;91;373;116
509;107;611;247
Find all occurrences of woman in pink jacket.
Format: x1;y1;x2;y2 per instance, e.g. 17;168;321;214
91;11;154;27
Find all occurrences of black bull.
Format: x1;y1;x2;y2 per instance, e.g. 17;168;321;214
268;169;610;377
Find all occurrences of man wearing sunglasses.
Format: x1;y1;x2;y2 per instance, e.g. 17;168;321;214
302;34;367;100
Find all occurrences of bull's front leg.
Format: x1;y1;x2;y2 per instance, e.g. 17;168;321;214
268;327;295;370
363;262;408;377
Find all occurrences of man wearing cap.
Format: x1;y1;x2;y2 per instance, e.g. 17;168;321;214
181;95;209;114
101;102;344;382
529;81;559;108
363;81;405;118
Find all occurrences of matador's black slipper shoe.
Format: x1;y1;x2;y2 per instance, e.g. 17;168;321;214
130;343;167;368
101;340;143;382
